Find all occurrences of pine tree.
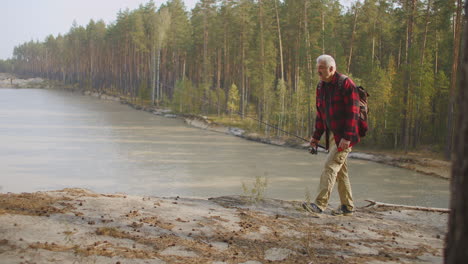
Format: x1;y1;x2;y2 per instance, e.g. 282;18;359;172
228;83;240;119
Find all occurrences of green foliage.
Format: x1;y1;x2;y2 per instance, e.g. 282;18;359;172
304;186;312;204
165;0;192;50
228;83;240;118
208;87;226;116
155;7;171;49
172;79;196;113
242;175;268;203
0;60;13;72
138;81;150;100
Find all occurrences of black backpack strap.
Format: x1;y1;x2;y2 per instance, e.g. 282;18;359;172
333;74;349;148
337;74;348;93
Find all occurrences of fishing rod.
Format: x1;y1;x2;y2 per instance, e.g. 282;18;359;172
157;81;326;154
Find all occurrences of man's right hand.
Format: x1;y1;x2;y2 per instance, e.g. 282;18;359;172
310;138;319;148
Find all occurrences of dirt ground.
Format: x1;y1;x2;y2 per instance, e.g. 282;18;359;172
0;188;447;264
349;150;451;180
382;155;450;180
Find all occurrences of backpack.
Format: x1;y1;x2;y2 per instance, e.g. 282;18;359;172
338;75;369;137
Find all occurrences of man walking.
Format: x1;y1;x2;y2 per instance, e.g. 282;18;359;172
303;54;361;216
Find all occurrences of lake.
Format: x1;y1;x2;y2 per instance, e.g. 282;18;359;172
0;88;450;208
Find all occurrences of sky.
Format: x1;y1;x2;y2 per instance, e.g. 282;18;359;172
1;0;354;60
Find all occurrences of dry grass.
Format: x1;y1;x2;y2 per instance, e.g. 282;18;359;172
53;188;99;197
0;189;444;263
0;192;73;216
29;240;157;259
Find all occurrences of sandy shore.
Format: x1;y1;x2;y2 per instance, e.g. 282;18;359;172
0;73;46;88
0;188;447;264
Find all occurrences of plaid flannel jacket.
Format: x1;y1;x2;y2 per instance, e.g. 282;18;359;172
312;72;360;148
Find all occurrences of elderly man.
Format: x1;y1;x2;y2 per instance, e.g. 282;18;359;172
303;54;361;216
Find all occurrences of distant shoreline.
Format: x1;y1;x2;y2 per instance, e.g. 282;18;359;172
0;72;45;88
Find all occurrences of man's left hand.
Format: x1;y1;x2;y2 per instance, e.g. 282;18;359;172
338;138;350;151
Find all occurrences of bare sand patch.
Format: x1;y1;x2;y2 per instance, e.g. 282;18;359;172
0;188;446;263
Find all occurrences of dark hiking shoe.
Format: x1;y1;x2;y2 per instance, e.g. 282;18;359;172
302;202;323;214
332;205;354;216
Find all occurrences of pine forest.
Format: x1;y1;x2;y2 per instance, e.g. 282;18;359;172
0;0;465;158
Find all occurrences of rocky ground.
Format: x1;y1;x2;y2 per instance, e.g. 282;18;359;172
0;188;447;264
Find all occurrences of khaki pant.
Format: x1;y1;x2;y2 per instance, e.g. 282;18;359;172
314;134;354;211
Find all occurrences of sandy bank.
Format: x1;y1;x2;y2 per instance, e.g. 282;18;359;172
0;73;46;88
0;188;446;263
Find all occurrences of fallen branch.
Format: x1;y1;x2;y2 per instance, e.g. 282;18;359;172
364;200;450;213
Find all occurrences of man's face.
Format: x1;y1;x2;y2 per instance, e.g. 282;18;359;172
317;61;334;82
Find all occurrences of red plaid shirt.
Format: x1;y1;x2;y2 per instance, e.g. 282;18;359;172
312;72;360;148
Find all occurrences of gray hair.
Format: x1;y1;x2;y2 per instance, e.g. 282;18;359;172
316;54;336;69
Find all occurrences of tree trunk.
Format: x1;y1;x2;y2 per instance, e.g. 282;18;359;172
274;0;285;135
445;0;463;160
223;20;229;93
365;200;449;213
413;0;432;148
372;22;375;70
241;33;245;119
435;32;439;74
217;48;221;91
203;4;208;84
398;39;402;70
304;0;313;136
347;2;359;74
445;3;468;262
420;0;431;67
402;0;416;153
259;0;265;127
152;42;156;105
321;7;325;53
182;52;186;81
274;0;284;80
156;47;161;105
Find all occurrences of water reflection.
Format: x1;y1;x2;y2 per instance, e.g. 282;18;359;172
0;89;449;208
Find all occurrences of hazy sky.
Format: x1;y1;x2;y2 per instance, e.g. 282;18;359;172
1;0;354;60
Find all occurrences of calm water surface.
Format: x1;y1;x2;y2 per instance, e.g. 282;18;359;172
0;89;449;208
